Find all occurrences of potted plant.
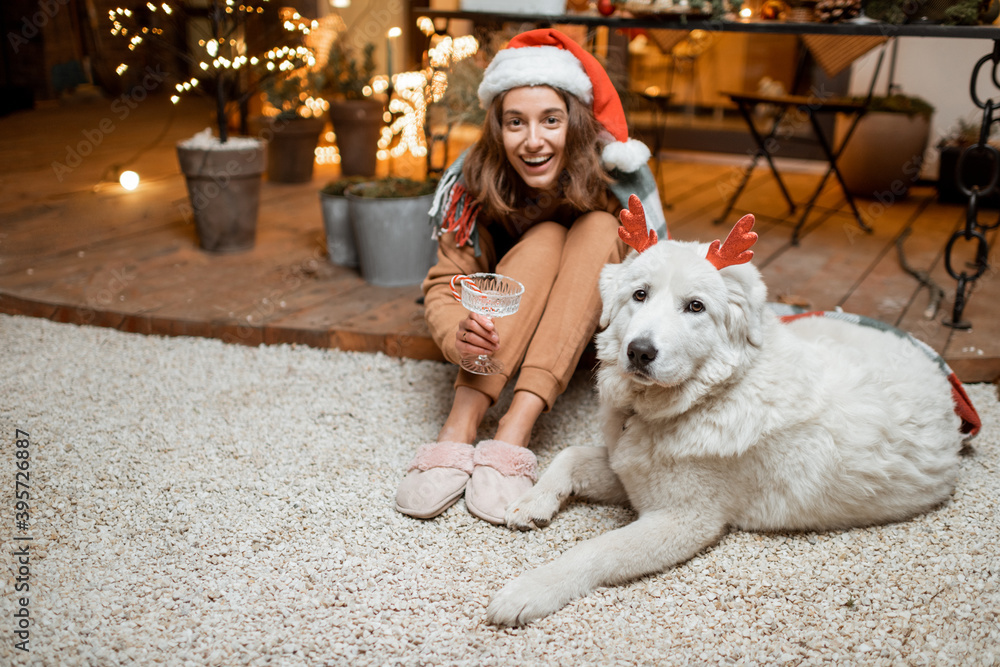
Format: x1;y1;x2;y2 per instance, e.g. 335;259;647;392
835;93;935;199
335;29;482;287
109;0;307;252
323;40;383;178
343;178;439;287
785;0;820;21
937;118;1000;208
255;12;327;184
864;0;996;23
319;176;367;267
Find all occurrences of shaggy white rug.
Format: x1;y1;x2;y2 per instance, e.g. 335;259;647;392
1;313;997;666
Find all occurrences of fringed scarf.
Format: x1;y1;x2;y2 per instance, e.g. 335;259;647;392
427;149;668;257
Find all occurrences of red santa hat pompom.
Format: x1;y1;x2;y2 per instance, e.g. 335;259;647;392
478;28;651;174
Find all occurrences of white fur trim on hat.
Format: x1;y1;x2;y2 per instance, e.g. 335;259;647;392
478;45;593;109
601;138;652;173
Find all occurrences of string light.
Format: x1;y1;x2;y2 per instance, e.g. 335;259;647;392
417;16;435;36
315;144;340;166
119;170;140;190
378;31;479;161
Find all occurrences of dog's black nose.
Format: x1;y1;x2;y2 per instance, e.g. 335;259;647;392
627;338;658;369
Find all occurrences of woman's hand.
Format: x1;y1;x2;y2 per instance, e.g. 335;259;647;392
456;312;499;357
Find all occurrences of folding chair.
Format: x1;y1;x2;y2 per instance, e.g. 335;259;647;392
634;90;672;199
717;36;890;244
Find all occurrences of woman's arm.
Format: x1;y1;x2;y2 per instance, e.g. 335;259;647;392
421;232;494;365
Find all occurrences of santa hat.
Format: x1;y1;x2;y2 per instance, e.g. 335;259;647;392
478;28;651;174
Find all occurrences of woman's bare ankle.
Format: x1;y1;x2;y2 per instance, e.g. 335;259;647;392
494;391;546;448
437;425;477;446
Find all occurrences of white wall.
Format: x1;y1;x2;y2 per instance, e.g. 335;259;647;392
848;37;997;178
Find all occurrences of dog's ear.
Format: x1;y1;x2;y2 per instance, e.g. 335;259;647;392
598;260;629;329
719;263;767;348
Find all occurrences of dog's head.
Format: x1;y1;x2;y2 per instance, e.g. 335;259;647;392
596;227;768;398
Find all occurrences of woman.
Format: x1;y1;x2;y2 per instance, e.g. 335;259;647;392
395;28;667;524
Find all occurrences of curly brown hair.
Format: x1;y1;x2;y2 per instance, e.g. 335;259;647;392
462;86;612;224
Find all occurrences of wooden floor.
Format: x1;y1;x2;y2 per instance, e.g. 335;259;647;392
1;97;998;383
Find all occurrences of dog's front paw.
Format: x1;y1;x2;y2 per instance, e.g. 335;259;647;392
486;568;575;627
504;487;561;530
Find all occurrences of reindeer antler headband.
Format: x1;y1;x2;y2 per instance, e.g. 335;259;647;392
617;195;758;269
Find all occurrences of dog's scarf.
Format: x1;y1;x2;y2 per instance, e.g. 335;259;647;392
428;150;668;256
781;310;981;437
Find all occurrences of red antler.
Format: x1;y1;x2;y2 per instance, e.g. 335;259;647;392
706;214;757;270
618;194;658;253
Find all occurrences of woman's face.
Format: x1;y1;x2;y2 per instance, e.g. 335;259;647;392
501;85;568;195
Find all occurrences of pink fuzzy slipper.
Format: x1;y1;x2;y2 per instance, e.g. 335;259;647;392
465;440;538;525
395;441;475;519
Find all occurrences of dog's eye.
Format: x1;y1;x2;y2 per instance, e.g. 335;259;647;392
632;289;647;303
685;300;705;313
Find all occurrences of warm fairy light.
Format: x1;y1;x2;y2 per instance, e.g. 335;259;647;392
417;16;434;35
740;6;752;17
388;27;402;38
429;70;447;102
428;35;478;69
369;76;389;95
378;28;479;160
315;144;340;165
302;96;328;116
119;170;140;190
109;1;319;112
381;70;430;159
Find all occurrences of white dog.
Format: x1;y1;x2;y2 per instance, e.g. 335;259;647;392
486;201;977;627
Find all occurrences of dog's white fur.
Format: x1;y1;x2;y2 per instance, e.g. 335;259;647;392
486;238;964;627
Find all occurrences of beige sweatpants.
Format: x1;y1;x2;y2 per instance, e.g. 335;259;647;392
422;210;629;411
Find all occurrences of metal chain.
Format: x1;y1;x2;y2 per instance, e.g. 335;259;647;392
944;40;1000;329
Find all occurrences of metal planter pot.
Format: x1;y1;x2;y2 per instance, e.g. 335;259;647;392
319;191;357;267
346;187;437;287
